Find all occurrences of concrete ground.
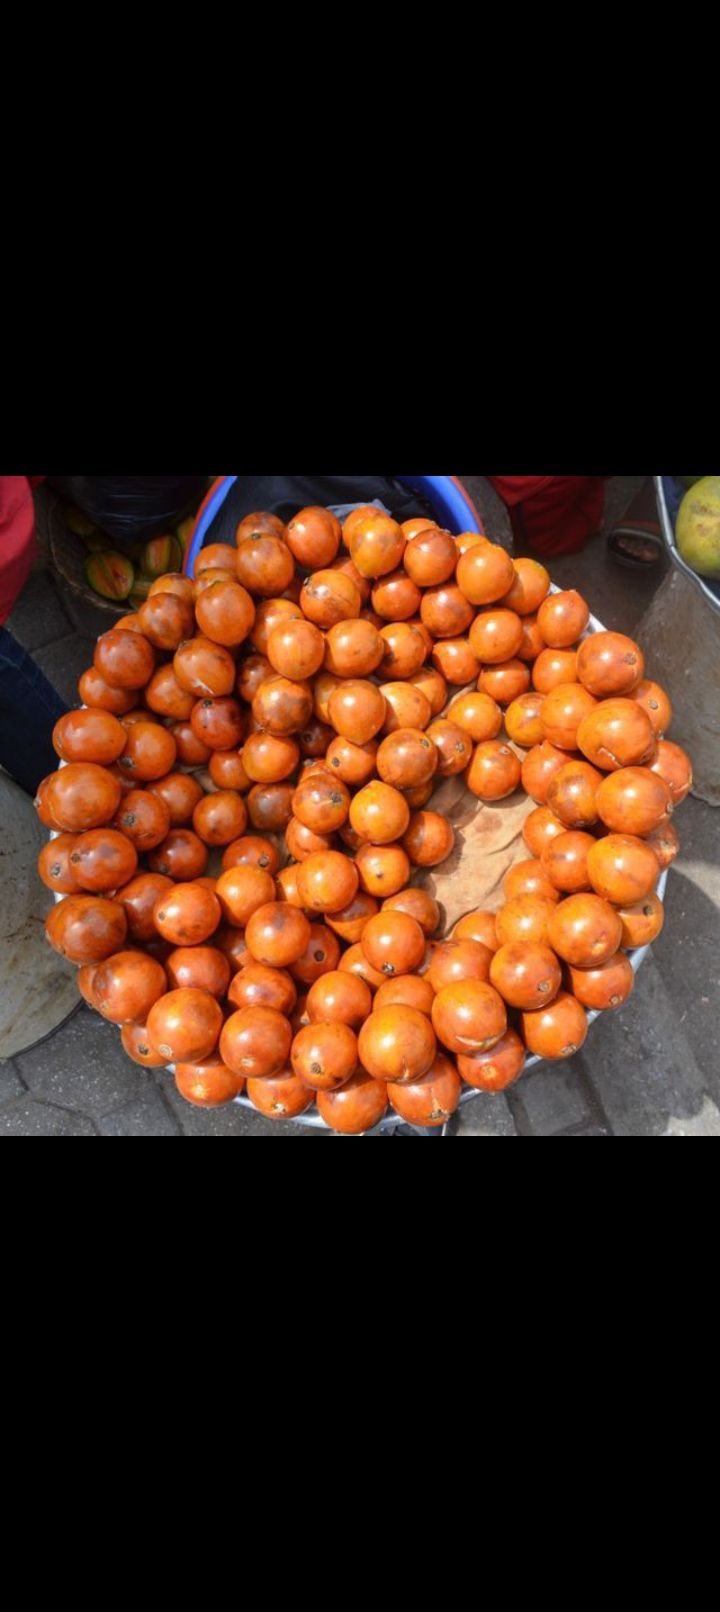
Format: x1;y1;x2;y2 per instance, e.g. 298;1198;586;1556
1;477;717;1137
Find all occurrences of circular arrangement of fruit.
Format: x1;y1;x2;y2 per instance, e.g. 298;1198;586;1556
37;506;692;1133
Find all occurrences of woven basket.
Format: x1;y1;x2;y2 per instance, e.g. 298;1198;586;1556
38;485;130;616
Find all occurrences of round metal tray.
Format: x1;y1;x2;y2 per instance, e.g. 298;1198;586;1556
51;586;668;1135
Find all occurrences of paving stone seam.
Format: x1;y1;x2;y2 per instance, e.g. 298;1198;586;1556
0;1094;101;1133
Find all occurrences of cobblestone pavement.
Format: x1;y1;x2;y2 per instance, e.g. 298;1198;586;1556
1;477;717;1137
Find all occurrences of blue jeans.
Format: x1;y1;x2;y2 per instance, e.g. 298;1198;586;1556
0;627;68;796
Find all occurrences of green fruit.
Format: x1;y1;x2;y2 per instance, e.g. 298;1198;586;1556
85;552;135;601
128;575;153;606
676;477;720;579
675;476;705;488
141;534;182;578
64;502;98;539
175;515;196;554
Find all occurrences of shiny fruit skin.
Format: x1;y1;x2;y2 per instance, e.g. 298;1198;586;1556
426;720;473;777
648;740;693;804
447;691;503;744
78;667;139;716
45;896;127;964
324;891;379;945
520;992;588;1059
377;728;438;790
548;893;623;968
576;631;644;697
173;636;236;699
537;590;589;648
431;980;507;1056
246;1070;315;1120
374;975;436;1016
92;950;167;1026
631;680;673;737
46;764;122;833
504;693;546;749
295;851;359;915
289;923;342;988
215;865;277;927
52;708;126;766
300;568;361;627
541;684;599;751
596;767;673;836
228;964;296;1016
478;659;530;706
427;940;493;992
565;953;635;1012
520;742;569;805
338;943;386;992
112;789;171;853
382;888;440;936
495;895;558;948
457;1028;526;1092
192;792;248;847
540;831;595;894
147;773;203;827
244;903;311;968
324;618;384;679
37;834;83;896
69;828;138;893
166;946;231;999
117;720;178;783
490;942;562;1011
328;681;386;746
522;805;567;859
350;782;410;846
148;829;209;882
354;843;411;899
388;1053;462;1128
466;742;522;801
347;512;405;579
286;506;341;569
532;648;579;695
93;628;155;690
220;1006;292;1080
121;1022;167;1068
361;911;427;977
644;820;680;872
546;760;603;828
175;1058;244;1107
306;971;373;1029
190;696;245;753
404;527;457;587
468;608;524;664
503;860;560;904
292;772;350;835
456;542;515;606
453;911;499;951
615;893;665;950
267;618;326;682
359;1006;437;1084
291;1021;358;1092
317;1070;389;1134
252;675;313;737
500;557;551;616
586;834;660;906
235;534;294;597
576;699;657;772
153;883;221;947
402;811;455;867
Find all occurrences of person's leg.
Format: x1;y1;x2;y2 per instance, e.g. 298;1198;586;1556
0;627;68;796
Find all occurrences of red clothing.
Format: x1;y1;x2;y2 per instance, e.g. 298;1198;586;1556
0;476;38;625
487;476;608;556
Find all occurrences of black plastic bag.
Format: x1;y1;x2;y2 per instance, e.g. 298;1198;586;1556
200;475;436;549
47;476;208;546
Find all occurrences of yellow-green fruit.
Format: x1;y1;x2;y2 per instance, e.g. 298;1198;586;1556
85;552;135;601
676;477;720;579
64;502;98;538
175;516;196;553
141;534;182;577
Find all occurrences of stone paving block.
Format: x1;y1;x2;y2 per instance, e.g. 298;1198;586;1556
449;1094;517;1137
34;634;94;709
98;1084;182;1137
5;569;74;651
581;956;720;1137
511;1059;595;1137
0;1061;26;1104
16;1006;147;1117
0;1098;96;1136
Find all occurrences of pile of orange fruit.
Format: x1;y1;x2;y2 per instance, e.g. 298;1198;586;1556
36;504;692;1133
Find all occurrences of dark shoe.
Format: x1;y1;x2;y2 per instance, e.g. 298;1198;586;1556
607;521;664;569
